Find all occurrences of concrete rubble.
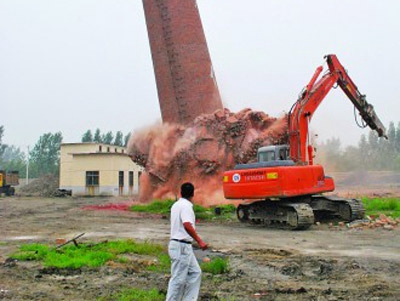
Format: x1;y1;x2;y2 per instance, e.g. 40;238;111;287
326;214;400;230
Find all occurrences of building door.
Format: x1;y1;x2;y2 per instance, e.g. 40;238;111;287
119;171;124;196
86;171;99;196
138;171;142;192
129;171;134;196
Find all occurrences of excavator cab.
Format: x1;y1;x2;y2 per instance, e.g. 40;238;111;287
258;145;290;162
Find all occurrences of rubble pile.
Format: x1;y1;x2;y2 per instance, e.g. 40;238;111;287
128;108;288;205
18;174;59;197
346;214;400;230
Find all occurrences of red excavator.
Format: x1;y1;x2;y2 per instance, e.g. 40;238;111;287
222;54;387;229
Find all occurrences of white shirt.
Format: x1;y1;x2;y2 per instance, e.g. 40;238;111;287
170;197;195;242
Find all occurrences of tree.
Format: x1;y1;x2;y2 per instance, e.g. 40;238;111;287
324;137;342;170
81;129;131;146
0;127;27;176
124;132;131;147
395;122;400;153
0;126;7;160
382;122;397;169
102;131;114;144
367;130;380;170
0;145;27;177
2;145;24;162
93;128;102;143
81;130;93;142
114;131;124;146
341;145;360;171
358;134;369;169
29;132;63;176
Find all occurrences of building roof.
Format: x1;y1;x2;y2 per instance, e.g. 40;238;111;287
72;152;129;157
61;142;125;147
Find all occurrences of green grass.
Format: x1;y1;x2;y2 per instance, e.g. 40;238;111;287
98;288;165;301
10;238;231;277
130;199;236;221
130;199;175;214
11;243;50;261
362;197;400;218
212;204;236;219
200;256;229;275
147;253;170;273
11;239;166;269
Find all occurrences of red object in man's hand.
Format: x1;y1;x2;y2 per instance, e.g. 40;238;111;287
198;240;208;251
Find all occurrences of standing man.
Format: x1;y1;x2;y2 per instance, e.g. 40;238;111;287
166;182;208;301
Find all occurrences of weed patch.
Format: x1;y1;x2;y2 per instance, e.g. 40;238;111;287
201;256;229;275
147;253;170;273
98;287;165;301
130;199;174;214
362;197;400;218
130;200;236;221
11;239;167;270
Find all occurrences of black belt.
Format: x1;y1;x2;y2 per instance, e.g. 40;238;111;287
171;239;192;245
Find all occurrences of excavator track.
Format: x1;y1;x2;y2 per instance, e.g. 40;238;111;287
236;195;365;230
310;195;365;222
237;200;314;230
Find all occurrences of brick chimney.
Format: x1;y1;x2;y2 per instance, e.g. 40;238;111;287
142;0;223;125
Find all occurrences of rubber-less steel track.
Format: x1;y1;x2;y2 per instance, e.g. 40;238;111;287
237;201;314;230
236;196;365;230
310;195;365;222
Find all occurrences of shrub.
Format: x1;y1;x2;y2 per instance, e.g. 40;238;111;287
201;256;229;275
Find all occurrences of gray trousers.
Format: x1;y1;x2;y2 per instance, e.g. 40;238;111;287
166;240;202;301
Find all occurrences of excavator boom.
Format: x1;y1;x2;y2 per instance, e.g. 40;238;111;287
289;54;387;164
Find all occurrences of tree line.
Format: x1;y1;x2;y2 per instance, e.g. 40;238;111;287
0;127;131;179
315;121;400;171
81;129;131;146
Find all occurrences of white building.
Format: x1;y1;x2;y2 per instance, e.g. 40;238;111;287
59;143;143;196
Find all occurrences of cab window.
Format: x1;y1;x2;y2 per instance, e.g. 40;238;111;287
279;149;286;160
258;151;275;162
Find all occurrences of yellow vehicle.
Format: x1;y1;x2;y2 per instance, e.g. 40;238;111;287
0;170;19;196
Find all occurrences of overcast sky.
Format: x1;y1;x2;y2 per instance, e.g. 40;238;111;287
1;0;399;151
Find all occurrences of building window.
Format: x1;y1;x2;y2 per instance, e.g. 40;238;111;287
119;171;124;187
129;171;134;187
115;148;118;153
99;145;102;152
107;147;110;152
86;171;99;186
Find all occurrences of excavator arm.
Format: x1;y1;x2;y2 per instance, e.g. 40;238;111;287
326;55;387;138
288;54;387;165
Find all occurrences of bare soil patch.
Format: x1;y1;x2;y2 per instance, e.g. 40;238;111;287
1;172;400;300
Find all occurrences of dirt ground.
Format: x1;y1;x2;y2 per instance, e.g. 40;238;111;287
1;171;400;301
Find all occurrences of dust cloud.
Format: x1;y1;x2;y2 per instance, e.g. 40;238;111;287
127;108;288;206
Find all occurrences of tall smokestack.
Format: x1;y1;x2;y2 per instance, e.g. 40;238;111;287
142;0;223;125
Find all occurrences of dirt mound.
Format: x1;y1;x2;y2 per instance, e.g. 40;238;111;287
18;174;59;197
127;108;288;205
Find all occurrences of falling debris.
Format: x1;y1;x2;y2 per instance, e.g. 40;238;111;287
128;108;288;206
